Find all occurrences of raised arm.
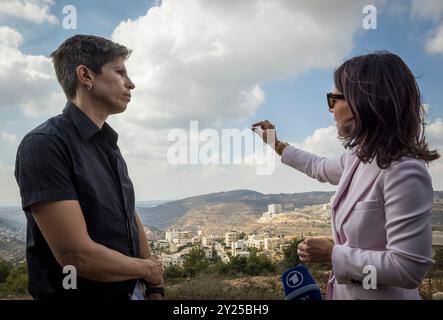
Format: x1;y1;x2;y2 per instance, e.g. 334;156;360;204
281;145;349;186
252;120;348;185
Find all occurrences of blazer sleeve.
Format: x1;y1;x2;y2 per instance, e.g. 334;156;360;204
280;145;349;185
332;159;435;289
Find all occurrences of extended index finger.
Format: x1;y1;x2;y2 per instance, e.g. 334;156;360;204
252;121;264;127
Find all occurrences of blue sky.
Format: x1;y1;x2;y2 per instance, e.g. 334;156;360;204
1;0;442;205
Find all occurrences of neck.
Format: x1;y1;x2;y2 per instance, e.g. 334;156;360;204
71;94;108;129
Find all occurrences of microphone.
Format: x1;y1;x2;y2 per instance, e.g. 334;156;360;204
281;264;322;300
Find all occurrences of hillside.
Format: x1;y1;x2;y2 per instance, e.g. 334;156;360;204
136;189;335;229
137;189;443;234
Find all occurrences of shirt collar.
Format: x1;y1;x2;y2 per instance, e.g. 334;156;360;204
102;122;119;146
62;101;119;145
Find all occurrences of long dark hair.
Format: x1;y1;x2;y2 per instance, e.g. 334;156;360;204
334;51;440;168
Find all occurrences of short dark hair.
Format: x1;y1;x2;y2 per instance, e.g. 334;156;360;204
334;51;440;168
50;34;132;99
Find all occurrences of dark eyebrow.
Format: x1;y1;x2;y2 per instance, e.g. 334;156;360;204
115;66;127;74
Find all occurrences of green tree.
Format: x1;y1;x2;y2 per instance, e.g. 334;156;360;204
245;251;276;275
215;251;276;276
210;261;229;274
230;255;248;273
0;257;12;283
434;248;443;270
165;265;185;279
0;261;28;297
211;248;218;261
182;247;209;277
282;238;304;269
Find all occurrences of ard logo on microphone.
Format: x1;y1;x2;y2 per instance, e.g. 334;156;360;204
286;271;304;288
281;265;322;300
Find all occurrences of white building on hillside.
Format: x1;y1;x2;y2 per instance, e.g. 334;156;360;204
165;229;177;243
225;231;239;248
264;237;284;251
262;204;282;219
202;235;215;247
248;238;265;251
202;246;213;259
236;251;250;259
172;231;193;245
268;204;282;215
232;239;248;256
154;240;170;250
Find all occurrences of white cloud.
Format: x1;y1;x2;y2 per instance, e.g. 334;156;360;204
106;0;381;200
0;163;20;206
410;0;443;55
0;0;58;24
0;26;65;116
293;126;343;158
426;118;443;191
0;132;17;145
0;25;22;47
427;118;443;147
122;130;343;201
111;0;373;129
1;0;390;203
426;25;443;54
411;0;443;21
116;123;346;201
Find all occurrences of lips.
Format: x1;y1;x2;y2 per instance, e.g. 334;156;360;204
123;94;131;101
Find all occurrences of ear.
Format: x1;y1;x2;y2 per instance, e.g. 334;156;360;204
75;65;95;89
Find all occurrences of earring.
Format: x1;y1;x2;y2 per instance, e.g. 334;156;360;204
87;83;92;90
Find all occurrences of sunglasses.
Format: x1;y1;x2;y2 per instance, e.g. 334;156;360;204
327;93;345;109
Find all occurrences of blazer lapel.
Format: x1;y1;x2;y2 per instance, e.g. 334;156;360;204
332;156;361;210
334;158;383;237
330;156;360;244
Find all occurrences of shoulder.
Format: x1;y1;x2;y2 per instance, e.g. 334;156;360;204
383;157;430;178
25;114;70;138
17;116;74;165
382;157;433;201
19;115;71;151
341;150;358;167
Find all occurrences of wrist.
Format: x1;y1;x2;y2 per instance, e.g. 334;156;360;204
275;141;289;156
145;286;165;298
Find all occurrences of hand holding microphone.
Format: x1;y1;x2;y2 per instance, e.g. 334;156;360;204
281;264;322;300
281;237;335;300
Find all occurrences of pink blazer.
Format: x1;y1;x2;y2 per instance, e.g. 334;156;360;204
281;146;434;300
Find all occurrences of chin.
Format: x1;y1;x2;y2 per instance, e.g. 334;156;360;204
110;103;128;114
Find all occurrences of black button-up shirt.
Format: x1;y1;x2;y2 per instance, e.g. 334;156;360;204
14;102;140;299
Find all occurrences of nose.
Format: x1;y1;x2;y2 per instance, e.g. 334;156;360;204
126;77;135;90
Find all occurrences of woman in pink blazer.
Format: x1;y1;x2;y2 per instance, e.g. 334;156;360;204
253;52;439;300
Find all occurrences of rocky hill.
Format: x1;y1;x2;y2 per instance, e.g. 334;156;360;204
137;189;443;235
136;189;335;230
